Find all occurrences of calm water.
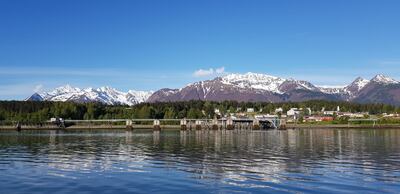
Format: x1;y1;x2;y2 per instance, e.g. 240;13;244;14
0;129;399;194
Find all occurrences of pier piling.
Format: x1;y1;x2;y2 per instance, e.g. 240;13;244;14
195;120;202;130
253;119;260;130
180;119;187;131
126;119;133;130
153;120;161;131
16;122;21;132
279;119;287;130
212;118;219;130
226;118;234;130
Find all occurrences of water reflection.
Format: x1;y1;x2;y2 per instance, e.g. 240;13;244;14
0;129;399;193
153;130;160;145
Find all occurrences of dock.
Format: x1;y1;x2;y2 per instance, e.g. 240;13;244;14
0;117;286;131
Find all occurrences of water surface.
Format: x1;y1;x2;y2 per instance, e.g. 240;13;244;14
0;129;399;193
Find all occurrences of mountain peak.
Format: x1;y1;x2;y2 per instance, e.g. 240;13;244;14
221;72;281;80
342;77;370;96
353;76;366;82
26;92;44;101
350;77;369;87
371;74;398;84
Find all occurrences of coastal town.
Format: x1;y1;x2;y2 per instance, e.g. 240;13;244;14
214;105;400;126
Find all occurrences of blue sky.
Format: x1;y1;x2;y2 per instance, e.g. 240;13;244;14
1;0;400;99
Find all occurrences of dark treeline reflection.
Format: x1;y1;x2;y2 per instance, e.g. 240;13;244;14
0;129;399;182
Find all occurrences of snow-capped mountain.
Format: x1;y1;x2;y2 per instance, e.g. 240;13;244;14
27;85;153;106
27;73;400;105
346;77;370;90
148;73;400;105
343;77;370;97
370;74;399;84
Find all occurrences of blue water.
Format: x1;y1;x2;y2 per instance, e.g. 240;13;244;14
0;129;399;194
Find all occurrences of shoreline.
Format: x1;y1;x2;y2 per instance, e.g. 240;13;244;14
286;124;400;129
1;124;400;131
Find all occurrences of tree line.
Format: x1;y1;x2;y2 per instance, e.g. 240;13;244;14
0;100;398;122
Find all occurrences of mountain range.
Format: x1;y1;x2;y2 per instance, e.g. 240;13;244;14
27;85;153;106
27;73;400;105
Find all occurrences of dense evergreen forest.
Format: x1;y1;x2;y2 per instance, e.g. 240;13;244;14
0;100;398;122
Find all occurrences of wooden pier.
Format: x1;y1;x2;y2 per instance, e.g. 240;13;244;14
3;118;397;131
61;117;284;131
0;117;286;131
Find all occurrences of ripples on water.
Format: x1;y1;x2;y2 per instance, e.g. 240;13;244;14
0;129;399;193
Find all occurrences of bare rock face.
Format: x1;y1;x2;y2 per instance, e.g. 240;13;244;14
353;81;400;105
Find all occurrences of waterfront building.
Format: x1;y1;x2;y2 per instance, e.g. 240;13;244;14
275;108;283;114
287;108;301;117
247;108;255;113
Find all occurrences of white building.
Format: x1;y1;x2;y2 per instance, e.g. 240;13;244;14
255;114;279;120
247;108;255;113
323;111;336;116
287;108;301;116
340;112;368;118
275;108;283;113
306;108;312;115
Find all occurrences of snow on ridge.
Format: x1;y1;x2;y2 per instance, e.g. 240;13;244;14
220;72;325;93
38;85;153;105
318;74;398;95
318;77;370;95
318;86;346;94
127;90;154;103
221;72;286;93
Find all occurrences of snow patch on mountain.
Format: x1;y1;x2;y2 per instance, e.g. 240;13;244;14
286;79;320;91
318;86;346;94
128;90;155;103
221;72;286;93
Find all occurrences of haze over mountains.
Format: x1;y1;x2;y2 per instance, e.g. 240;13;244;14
27;73;400;105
